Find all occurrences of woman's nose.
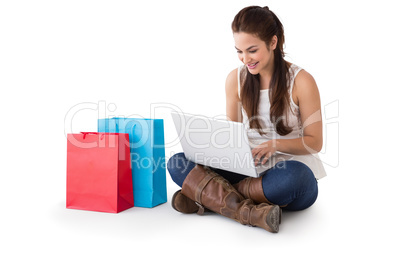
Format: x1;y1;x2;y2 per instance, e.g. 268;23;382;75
243;53;250;64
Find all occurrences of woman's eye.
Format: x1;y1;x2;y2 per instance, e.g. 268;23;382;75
249;50;257;53
236;51;242;54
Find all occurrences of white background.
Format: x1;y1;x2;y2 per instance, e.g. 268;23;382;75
1;0;401;267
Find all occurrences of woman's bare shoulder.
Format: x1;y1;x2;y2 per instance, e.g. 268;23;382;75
294;69;319;94
225;68;239;96
292;68;320;107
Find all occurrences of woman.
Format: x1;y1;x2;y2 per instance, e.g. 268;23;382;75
167;6;326;233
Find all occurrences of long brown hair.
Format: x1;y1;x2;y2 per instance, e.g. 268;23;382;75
232;6;292;136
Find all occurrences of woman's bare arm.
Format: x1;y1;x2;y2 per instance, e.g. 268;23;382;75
225;68;242;122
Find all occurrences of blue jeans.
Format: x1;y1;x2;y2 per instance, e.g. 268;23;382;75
167;153;318;211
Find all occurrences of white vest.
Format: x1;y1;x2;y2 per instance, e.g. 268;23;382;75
237;63;327;179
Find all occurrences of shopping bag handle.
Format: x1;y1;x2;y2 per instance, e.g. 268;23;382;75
81;132;105;140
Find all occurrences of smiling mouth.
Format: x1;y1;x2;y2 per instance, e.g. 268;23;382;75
247;62;259;69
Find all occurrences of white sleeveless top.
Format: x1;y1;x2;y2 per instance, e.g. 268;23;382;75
237;63;326;179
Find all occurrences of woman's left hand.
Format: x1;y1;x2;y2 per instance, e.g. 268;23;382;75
251;140;278;165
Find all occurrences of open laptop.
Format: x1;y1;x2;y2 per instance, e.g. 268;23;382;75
171;112;293;177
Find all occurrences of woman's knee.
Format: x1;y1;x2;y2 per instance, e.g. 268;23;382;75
261;160;317;206
285;161;316;187
167;152;185;172
271;161;315;188
167;153;195;187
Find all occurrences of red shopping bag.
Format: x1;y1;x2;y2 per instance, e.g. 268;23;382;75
66;132;134;213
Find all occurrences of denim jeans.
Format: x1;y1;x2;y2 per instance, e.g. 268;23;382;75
167;153;318;211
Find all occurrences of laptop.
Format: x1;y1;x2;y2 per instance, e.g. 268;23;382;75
171;112;293;177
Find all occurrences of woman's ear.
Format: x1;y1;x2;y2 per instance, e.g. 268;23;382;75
270;35;278;50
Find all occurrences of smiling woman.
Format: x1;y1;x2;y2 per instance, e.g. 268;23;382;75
167;5;326;234
231;6;291;136
234;38;273;75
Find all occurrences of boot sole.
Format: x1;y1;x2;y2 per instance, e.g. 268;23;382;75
267;205;280;233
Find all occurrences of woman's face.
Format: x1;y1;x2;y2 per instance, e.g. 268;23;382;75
233;32;276;75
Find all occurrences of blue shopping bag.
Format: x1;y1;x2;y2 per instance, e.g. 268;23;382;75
98;117;167;208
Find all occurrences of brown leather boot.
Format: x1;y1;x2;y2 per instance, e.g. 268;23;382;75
180;165;280;233
171;190;199;214
233;177;269;203
233;177;282;224
171;176;269;214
